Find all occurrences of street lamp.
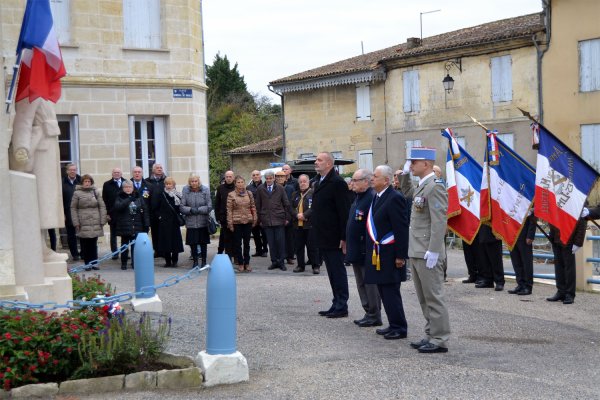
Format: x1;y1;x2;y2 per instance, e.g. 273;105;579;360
442;59;462;94
443;74;454;93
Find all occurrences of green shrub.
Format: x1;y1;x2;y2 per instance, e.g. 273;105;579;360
71;273;114;300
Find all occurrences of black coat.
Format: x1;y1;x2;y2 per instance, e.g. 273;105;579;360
214;182;235;223
311;169;351;249
145;175;166;219
255;183;291;227
364;187;409;285
102;178;127;215
290;188;314;229
246;180;262;197
62;174;81;226
345;188;375;264
151;190;184;253
113;191;150;237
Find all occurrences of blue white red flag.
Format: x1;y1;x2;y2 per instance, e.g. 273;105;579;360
481;131;536;250
442;129;482;244
15;0;66;103
533;123;599;244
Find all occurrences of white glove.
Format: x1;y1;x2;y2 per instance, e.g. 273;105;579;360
581;207;589;218
402;160;411;175
572;245;580;254
424;251;439;269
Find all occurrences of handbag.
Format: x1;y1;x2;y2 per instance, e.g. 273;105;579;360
163;192;186;226
207;215;218;235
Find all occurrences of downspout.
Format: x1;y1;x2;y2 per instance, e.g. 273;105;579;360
268;85;285;162
383;71;389;164
535;0;552;124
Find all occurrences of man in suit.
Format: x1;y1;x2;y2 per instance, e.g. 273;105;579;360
246;170;268;257
62;163;81;261
475;224;505;291
400;147;450;353
363;166;409;339
130;166;151;231
508;213;537;295
102;167;127;259
312;152;352;318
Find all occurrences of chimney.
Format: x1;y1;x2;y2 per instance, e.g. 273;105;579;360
406;37;422;49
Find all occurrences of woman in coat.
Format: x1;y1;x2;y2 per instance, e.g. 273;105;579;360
70;174;107;270
113;181;150;270
151;177;184;267
227;176;257;272
180;174;212;268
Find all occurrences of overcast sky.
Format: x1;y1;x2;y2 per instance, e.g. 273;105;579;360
202;0;543;103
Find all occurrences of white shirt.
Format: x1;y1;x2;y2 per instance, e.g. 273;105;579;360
376;185;390;197
418;172;436;187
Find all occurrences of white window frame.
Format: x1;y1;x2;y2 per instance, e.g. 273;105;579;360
581;124;600;172
129;116;167;174
491;55;512;103
123;0;161;49
50;0;71;44
496;133;514;150
405;139;422;159
580;38;600;92
357;149;373;171
56;115;79;172
456;136;467;150
355;84;371;121
403;70;420;113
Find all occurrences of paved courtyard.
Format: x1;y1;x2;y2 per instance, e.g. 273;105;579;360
66;239;600;399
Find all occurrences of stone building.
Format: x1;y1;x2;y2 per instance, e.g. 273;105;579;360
270;13;546;172
1;0;209;186
225;136;283;180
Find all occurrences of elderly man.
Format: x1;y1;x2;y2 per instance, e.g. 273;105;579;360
255;170;291;271
312;152;352;318
363;166;409;339
215;170;236;256
62;163;81;261
282;164;299;191
400;147;450;353
291;174;319;274
102;167;127;259
247;170;268;257
345;169;383;327
277;170;296;265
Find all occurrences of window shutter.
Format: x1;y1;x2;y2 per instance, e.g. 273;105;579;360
491;55;512;102
410;71;420;112
50;0;70;44
356;85;371;120
580;39;600;92
124;0;161;48
581;124;600;172
403;72;412;112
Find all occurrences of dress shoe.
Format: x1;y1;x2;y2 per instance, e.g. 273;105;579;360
410;338;430;349
312;267;320;275
546;292;565;302
72;256;80;262
280;265;287;271
417;343;448;353
260;252;268;257
268;263;278;270
293;266;305;273
358;319;383;328
475;281;494;288
384;331;407;340
251;252;262;257
111;255;119;260
326;311;348;318
376;327;393;335
462;277;477;284
91;266;100;271
507;286;523;294
353;317;367;325
517;288;532;296
286;258;295;265
319;307;334;316
121;264;127;270
494;284;504;291
562;294;574;304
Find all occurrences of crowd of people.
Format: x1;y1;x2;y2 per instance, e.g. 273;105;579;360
55;147;598;352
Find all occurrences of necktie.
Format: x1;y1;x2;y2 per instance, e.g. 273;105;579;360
135;182;140;190
372;195;379;207
116;180;121;188
268;186;272;193
298;192;305;227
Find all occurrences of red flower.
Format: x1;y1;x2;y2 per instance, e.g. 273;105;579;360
14;316;21;321
23;336;32;342
5;368;11;373
66;347;72;353
3;333;11;340
52;360;59;365
24;351;30;356
72;334;80;340
28;365;37;372
0;373;3;379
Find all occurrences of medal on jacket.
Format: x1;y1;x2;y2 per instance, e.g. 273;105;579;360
366;204;395;271
355;209;364;221
414;196;426;212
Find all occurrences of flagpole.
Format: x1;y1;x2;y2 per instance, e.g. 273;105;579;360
5;51;22;114
466;114;489;132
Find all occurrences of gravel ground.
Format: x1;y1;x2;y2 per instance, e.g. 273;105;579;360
65;240;600;400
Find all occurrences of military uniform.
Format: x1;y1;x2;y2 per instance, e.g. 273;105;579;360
401;157;450;350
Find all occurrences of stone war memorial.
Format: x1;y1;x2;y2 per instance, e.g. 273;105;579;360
0;1;72;304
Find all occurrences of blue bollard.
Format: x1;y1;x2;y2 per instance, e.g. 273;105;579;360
206;254;237;355
133;232;155;299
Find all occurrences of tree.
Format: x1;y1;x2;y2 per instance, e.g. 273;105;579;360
206;53;254;111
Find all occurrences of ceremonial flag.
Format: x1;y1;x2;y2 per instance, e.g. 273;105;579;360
442;129;482;244
15;0;66;103
533;123;600;244
481;130;536;250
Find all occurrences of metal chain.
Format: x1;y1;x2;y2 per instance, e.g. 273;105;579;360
68;239;137;274
0;264;210;311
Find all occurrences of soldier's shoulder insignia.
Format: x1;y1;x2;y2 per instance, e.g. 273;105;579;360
434;178;445;185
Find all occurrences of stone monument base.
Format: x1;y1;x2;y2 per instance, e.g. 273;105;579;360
196;350;249;387
131;294;163;313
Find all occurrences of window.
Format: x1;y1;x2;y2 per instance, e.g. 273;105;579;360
581;124;600;172
405;139;422;158
491;55;512;102
129;116;167;173
356;84;371;121
331;151;344;174
580;38;600;92
496;133;514;150
358;150;373;171
299;152;315;159
403;70;420;112
57;115;79;174
456;136;466;150
123;0;161;49
50;0;70;44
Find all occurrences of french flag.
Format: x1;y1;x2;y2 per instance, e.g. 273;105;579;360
15;0;66;103
534;124;599;245
442;129;482;244
482;131;536;250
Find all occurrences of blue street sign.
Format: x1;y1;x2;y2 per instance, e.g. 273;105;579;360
173;89;193;98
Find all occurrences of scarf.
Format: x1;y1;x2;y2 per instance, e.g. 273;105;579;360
164;188;182;206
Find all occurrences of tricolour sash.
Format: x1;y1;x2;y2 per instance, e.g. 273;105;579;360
366;203;395;271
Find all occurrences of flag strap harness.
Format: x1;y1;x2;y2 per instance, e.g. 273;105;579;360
366;204;394;271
